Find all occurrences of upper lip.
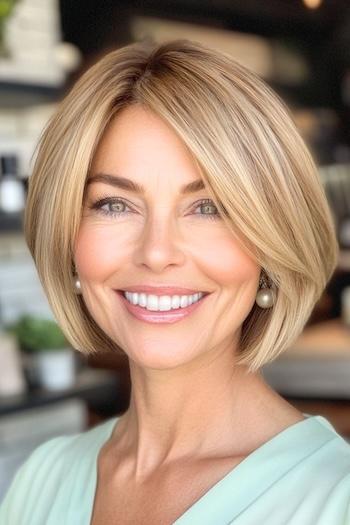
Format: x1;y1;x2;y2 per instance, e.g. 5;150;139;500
117;285;210;296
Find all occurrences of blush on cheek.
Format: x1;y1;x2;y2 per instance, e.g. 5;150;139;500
74;227;122;282
196;232;259;287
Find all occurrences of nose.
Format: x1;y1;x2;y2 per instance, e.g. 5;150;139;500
132;213;185;272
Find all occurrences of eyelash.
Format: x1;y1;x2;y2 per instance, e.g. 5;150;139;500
88;197;221;221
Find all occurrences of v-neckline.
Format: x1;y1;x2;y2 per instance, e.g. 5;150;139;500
86;413;337;525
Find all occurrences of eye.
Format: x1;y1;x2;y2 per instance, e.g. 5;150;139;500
88;196;222;221
192;199;221;221
88;197;133;218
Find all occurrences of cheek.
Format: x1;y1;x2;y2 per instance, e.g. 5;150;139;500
74;224;123;281
75;221;259;288
195;230;259;285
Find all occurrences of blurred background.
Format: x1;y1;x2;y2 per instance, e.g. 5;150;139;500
1;0;350;502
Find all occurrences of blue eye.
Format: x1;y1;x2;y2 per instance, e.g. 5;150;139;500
89;197;132;218
89;197;221;220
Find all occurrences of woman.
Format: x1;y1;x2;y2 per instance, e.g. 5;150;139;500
1;39;349;524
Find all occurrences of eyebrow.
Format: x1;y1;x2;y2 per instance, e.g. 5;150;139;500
86;173;206;195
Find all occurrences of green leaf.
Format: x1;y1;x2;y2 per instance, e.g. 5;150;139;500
5;314;69;352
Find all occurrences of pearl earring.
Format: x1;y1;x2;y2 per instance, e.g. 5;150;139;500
255;272;275;308
74;276;81;294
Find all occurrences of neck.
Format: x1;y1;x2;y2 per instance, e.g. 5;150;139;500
111;344;276;479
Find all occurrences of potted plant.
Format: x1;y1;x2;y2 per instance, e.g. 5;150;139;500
6;314;76;391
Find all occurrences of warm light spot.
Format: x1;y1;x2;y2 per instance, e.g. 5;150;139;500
302;0;322;9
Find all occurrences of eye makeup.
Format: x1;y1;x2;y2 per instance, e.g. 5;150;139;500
87;196;222;221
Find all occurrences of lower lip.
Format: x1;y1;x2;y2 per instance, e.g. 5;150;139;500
115;291;210;324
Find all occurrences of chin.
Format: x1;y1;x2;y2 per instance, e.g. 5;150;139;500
128;346;197;370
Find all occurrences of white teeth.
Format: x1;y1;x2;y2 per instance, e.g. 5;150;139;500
138;293;147;308
180;295;189;308
123;291;204;311
171;295;181;309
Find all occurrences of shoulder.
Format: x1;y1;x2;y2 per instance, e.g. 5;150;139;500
318;431;350;522
287;416;350;523
0;417;117;525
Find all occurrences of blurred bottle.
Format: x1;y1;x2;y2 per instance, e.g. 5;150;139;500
0;154;26;213
341;286;350;327
0;328;27;396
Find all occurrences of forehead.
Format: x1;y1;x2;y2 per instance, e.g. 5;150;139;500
88;105;204;193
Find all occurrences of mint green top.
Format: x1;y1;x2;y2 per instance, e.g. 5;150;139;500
1;413;350;524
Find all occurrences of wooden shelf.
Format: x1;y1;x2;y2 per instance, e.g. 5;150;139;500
284;318;350;360
262;319;350;400
0;368;121;417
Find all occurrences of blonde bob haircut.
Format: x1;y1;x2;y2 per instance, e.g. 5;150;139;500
25;39;338;374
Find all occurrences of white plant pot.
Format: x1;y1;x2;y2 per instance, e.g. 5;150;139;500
36;348;76;391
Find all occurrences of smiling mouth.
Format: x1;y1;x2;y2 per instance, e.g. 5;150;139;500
115;290;210;309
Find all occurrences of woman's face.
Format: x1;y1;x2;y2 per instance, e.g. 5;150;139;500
75;104;260;369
